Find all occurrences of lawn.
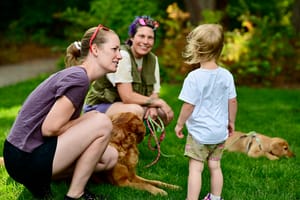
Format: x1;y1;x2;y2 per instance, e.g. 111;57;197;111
0;74;299;200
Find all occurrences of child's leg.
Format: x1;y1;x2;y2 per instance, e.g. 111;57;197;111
208;159;223;196
187;158;204;200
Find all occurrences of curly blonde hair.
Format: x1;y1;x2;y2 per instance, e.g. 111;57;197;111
182;24;224;65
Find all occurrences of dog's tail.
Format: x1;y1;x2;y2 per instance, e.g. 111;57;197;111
0;157;4;166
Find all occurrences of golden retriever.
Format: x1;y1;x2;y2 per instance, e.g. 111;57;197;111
92;112;180;196
224;131;295;160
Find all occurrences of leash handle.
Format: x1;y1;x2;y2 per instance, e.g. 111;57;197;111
145;117;161;168
146;118;159;151
144;116;175;168
148;115;165;132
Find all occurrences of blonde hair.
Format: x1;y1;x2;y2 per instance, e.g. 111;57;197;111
64;26;115;67
182;24;224;65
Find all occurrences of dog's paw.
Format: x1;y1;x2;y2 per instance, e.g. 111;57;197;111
151;188;168;196
164;183;181;190
171;184;182;190
159;182;181;190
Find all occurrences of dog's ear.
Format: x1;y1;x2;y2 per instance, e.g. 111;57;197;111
110;112;146;144
110;126;126;145
122;113;146;143
129;118;146;144
111;112;131;124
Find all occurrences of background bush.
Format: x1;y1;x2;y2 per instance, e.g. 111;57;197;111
0;0;299;87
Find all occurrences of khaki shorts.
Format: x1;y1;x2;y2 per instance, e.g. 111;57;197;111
184;134;225;162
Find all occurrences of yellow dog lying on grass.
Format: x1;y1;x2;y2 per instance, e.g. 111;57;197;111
224;131;295;160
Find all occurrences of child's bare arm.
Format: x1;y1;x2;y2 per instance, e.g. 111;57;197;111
175;102;195;138
228;97;238;135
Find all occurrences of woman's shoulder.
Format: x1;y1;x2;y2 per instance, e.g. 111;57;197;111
55;66;89;84
120;49;130;58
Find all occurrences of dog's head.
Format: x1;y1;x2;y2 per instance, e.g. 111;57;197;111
110;112;146;144
270;138;295;158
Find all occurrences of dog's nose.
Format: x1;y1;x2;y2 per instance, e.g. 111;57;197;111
288;151;295;157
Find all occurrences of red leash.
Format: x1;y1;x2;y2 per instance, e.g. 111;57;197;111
145;116;175;168
145;116;164;168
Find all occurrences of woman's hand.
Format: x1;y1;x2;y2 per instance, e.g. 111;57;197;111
153;99;174;123
144;107;158;120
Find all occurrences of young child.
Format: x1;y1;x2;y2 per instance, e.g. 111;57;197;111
174;24;238;200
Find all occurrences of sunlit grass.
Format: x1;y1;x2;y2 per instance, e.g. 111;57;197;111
0;76;299;200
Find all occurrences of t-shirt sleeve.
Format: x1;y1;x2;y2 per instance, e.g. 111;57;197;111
56;71;89;109
228;73;237;99
114;50;133;83
153;56;160;93
178;73;198;105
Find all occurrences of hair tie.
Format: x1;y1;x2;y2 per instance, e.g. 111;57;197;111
74;41;81;50
128;16;159;37
138;18;147;26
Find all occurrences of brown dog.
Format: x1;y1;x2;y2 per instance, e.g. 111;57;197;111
224;131;295;160
92;112;180;196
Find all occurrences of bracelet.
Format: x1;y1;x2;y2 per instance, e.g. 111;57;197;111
144;98;154;106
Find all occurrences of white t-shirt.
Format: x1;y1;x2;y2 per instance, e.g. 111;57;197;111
106;50;160;93
179;67;237;144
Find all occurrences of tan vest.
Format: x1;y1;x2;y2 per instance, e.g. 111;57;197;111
85;45;157;105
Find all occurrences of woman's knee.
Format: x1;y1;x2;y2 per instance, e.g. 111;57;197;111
96;145;119;171
128;104;144;118
106;146;119;169
106;103;144;119
84;111;113;137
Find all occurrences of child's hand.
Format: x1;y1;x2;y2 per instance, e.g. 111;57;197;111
175;124;185;139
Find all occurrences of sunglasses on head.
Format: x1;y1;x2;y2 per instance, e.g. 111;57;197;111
89;24;110;52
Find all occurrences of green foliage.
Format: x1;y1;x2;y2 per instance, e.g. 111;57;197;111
58;0;164;44
0;78;299;199
201;9;224;24
3;0;91;45
159;0;300;86
158;3;193;83
220;0;299;86
1;0;300;87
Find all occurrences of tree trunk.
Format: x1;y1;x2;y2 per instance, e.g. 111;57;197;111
184;0;202;25
184;0;227;25
292;0;300;33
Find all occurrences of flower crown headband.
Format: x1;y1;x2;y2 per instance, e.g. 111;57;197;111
128;16;159;37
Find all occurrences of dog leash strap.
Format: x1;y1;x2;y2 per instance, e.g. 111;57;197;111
145;117;161;168
144;116;175;168
146;117;159;151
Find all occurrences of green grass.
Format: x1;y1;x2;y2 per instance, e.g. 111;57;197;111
0;75;299;200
